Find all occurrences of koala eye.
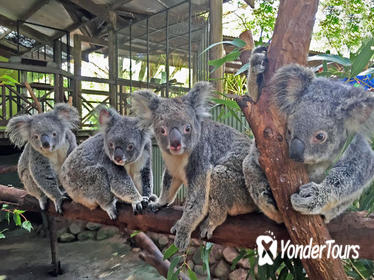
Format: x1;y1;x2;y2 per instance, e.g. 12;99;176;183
313;131;328;143
33;134;39;140
52;132;57;137
109;142;114;149
127;143;134;151
160;126;167;136
184;125;192;134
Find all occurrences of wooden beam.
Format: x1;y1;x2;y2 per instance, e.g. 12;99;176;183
73;34;82;119
209;0;224;94
19;0;50;21
1;185;373;260
237;0;348;279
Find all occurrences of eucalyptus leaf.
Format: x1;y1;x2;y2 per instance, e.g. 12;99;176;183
163;244;178;260
307;54;351;67
200;38;246;55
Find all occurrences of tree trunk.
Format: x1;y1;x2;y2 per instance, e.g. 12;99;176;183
237;0;349;279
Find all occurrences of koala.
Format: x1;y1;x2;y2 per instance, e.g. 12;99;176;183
247;46;268;102
243;57;374;223
6;104;79;213
59;106;154;220
132;82;257;251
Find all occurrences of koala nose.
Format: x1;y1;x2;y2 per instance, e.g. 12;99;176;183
41;134;50;149
289;137;305;162
169;128;182;151
114;147;124;163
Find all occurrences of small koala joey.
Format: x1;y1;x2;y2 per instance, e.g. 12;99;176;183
132;82;257;251
6;104;79;213
243;54;374;223
59;106;155;220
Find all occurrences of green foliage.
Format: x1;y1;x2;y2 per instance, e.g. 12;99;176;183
163;243;213;280
0;204;33;239
310;37;374;79
315;0;374;55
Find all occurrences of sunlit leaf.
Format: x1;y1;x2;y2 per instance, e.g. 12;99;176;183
22;221;33;232
200;39;246;55
163;244;178;260
307;54;351;67
235;62;250;76
209;50;241;73
351;37;374;77
187;268;198;280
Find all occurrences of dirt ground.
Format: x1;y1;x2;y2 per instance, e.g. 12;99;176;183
0;229;165;280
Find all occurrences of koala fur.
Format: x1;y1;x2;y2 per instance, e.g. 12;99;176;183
59;106;154;220
6;104;79;213
244;56;374;223
132;82;257;251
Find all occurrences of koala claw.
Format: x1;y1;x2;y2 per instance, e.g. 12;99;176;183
132;202;144;215
199;221;214;239
291;182;327;215
54;196;67;214
147;201;163;213
141;197;149;209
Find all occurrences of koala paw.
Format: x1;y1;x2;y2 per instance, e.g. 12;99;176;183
132;201;144;215
141;196;149;209
199;221;214;240
149;194;158;202
147;201;165;213
291;182;328;215
171;221;191;252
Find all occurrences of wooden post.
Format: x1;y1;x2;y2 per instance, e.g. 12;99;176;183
73;34;82;119
237;0;348;279
108;11;118;109
53;39;64;103
209;0;224;94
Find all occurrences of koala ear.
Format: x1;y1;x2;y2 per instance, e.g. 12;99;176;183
54;103;80;129
271;64;314;113
184;81;212;119
131;90;159;128
339;88;374;136
97;106;120;129
6;115;32;147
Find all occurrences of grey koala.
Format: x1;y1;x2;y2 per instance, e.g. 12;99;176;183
59;106;154;220
6;104;79;213
243;59;374;223
132;82;257;251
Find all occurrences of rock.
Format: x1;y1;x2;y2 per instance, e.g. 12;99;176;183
223;247;238;264
192;248;203;265
238;258;250;269
57;226;68;237
229;268;248;280
210;244;223;263
157;235;169;249
96;226;120;240
58;232;76;243
194;264;206;276
213;260;230;278
86;222;101;231
77;230;95;241
69;221;86;235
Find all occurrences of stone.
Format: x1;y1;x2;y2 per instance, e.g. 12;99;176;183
132;247;141;253
213;260;230;278
194;264;206;276
210;244;223;263
57;226;68;237
223;247;238;264
96;226;120;240
192;248;203;265
77;230;95;241
58;232;76;243
157;235;169;249
238;258;250;269
229;268;248;280
86;222;101;231
69;221;86;235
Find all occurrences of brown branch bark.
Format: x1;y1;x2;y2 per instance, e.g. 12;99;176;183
237;0;349;279
0;165;17;174
1;185;373;260
135;232;188;280
25;82;42;114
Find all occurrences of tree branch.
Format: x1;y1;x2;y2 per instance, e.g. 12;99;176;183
237;0;350;279
1;185;373;260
